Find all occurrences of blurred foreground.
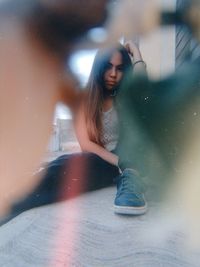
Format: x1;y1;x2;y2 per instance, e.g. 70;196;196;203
1;0;200;261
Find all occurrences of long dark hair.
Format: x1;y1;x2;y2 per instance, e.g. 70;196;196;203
84;43;133;145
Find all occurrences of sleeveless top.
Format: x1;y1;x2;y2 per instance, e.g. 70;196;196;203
101;106;119;151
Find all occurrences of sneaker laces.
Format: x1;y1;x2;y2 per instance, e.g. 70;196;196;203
116;169;145;196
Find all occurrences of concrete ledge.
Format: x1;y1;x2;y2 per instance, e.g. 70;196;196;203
0;187;199;267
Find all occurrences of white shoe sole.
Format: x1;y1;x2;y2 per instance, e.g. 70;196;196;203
114;204;148;215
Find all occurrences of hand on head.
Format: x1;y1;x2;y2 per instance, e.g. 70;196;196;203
124;40;139;57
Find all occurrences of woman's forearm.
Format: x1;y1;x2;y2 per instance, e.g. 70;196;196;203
125;40;147;74
80;141;119;166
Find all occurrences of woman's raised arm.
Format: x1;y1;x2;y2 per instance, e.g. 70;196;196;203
125;40;147;74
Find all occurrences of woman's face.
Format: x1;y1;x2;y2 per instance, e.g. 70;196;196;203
103;51;124;91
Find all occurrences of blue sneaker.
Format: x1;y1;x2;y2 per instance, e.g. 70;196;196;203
114;169;147;215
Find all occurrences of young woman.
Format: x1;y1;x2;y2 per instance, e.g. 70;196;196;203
7;41;147;222
74;41;147;215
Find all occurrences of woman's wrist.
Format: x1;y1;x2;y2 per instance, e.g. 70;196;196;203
132;60;147;69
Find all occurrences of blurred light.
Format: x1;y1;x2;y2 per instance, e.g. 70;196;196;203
69;49;97;86
54;102;72;121
87;27;108;43
56;50;97;120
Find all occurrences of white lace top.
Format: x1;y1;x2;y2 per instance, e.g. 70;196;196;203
101;106;119;151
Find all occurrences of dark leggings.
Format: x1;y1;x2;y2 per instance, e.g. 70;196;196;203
9;152;120;218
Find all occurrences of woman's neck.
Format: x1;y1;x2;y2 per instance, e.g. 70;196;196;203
103;97;114;112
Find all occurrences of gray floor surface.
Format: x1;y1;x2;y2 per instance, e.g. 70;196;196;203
0;186;200;267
